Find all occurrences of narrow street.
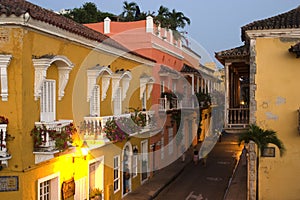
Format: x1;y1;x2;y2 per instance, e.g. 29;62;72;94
154;133;243;200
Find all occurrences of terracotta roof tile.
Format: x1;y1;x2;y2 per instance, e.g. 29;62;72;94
0;0;129;52
241;5;300;41
215;45;249;64
159;65;179;75
180;64;201;76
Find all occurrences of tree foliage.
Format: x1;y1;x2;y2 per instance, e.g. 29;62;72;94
62;2;115;23
61;1;190;33
238;124;285;156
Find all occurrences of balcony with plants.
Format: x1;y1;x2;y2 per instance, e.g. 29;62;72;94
81;108;155;144
31;120;76;164
0;116;13;168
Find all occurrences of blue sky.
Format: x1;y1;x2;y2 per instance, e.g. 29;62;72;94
28;0;300;65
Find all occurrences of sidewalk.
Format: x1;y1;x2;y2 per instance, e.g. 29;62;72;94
224;148;247;200
123;137;247;200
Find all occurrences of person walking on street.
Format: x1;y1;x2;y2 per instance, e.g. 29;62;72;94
193;148;199;165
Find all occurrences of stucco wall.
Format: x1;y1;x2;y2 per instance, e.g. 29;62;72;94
255;37;300;199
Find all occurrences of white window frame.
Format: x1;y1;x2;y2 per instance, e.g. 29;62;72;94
113;155;120;193
132;155;138;178
37;172;60;200
141;89;147;110
40;79;56;122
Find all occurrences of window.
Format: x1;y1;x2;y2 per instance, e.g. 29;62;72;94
74;177;86;200
132;155;137;178
38;173;59;200
40;80;56;122
114;87;122;115
39;180;50;200
113;155;120;192
160;81;165;94
90;85;100;116
142;90;147;110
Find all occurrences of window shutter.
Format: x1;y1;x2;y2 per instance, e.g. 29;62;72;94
90;85;100;116
40;80;56;122
113;87;122;115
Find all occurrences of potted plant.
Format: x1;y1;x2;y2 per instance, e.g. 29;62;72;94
89;188;102;200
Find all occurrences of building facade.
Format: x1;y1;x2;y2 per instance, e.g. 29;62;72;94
216;5;300;200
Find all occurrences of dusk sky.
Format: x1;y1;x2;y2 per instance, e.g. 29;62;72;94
28;0;300;65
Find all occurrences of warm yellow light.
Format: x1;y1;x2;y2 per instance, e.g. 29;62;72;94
81;141;89;157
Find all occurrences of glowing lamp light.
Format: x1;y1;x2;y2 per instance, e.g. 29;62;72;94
72;141;89;163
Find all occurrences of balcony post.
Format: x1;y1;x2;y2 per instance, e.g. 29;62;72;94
224;62;231;128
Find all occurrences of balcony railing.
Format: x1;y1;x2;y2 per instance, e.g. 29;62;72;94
0;124;12;167
227;108;249;128
34;120;73;151
82;111;155;140
159;97;180;111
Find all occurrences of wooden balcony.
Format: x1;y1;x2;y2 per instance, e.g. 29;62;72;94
226;108;249;129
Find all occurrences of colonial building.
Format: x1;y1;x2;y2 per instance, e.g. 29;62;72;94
85;16;222;173
0;0;157;199
216;5;300;200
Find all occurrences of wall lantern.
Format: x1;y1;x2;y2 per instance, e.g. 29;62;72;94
72;141;89;163
133;146;138;155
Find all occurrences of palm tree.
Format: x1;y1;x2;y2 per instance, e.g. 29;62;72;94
155;5;170;28
121;1;137;21
238;124;285;200
168;9;191;31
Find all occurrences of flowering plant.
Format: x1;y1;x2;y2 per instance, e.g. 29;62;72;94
0;116;8;124
31;123;76;151
103;118;129;142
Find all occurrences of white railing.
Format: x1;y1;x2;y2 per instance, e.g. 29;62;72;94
83;113;131;139
159;97;180;111
34;120;73;149
83;111;155;139
0;124;8;156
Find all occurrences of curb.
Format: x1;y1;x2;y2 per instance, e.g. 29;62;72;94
222;150;243;200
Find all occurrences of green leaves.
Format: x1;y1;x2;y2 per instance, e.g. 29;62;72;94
238;124;286;157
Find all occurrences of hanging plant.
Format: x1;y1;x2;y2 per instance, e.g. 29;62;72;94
31;123;76;152
103;118;129;142
0;116;8;124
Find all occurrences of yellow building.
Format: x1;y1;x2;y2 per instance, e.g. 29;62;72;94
0;1;156;199
216;5;300;200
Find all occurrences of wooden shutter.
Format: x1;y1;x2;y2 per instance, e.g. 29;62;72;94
90;85;100;116
114;87;122;115
41;80;56;122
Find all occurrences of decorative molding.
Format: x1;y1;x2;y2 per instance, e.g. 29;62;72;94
33;55;73;101
147;78;154;100
102;75;111;101
120;71;132;101
86;65;112;102
0;55;12;101
111;74;121;101
140;77;148;100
